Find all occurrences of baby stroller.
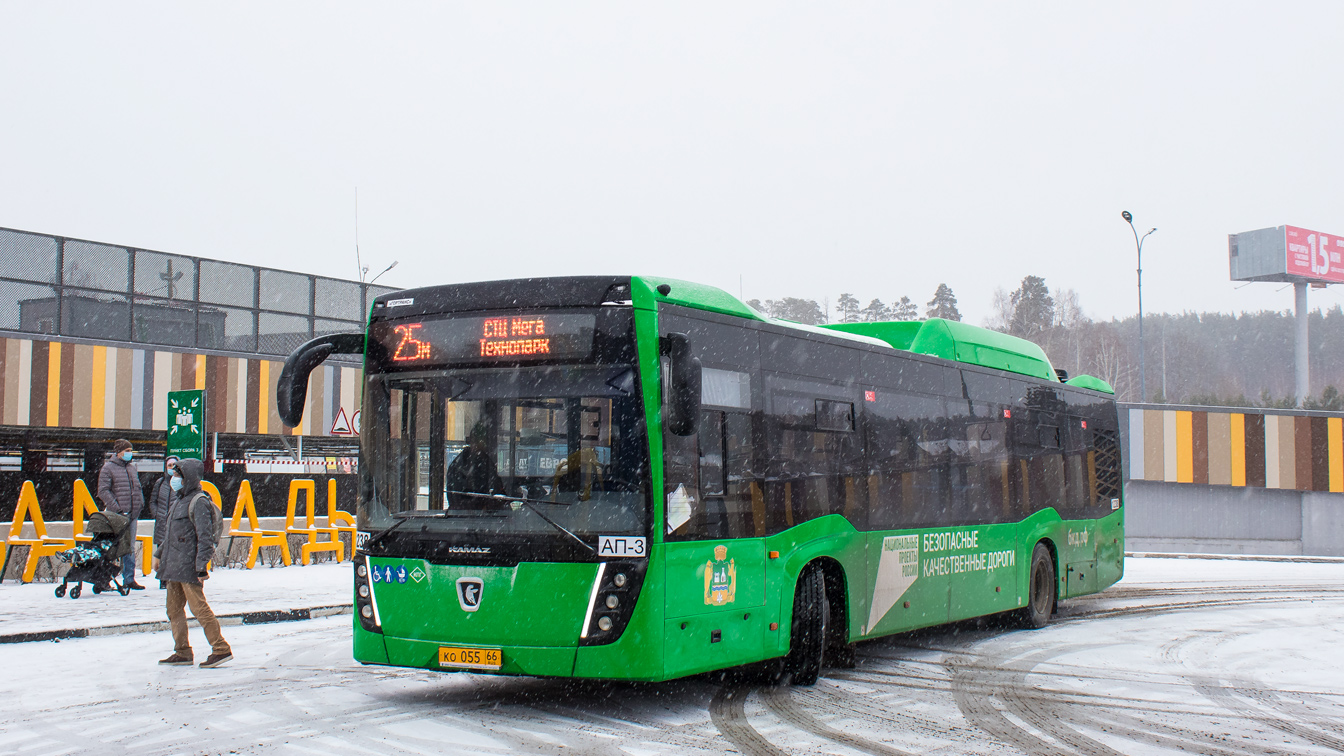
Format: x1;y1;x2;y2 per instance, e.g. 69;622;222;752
54;510;134;599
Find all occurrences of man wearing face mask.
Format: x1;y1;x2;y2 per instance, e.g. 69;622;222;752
97;439;146;590
153;458;232;668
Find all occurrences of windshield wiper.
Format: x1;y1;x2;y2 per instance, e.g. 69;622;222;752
363;510;449;552
447;490;597;555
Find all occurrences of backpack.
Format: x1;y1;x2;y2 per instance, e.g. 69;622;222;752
188;491;224;568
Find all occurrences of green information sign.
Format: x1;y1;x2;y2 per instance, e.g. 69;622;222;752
167;389;205;460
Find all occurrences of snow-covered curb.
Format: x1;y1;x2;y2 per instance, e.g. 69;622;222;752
0;603;351;645
1126;551;1344;564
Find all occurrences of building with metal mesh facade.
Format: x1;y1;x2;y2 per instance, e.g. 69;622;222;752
0;226;394;357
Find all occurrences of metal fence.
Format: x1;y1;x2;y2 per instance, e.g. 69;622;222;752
0;227;396;357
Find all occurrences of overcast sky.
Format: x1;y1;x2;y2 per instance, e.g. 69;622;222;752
2;3;1342;325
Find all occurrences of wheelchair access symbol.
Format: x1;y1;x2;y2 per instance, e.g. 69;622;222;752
370;565;402;584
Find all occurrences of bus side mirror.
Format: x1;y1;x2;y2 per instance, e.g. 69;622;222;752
661;332;701;436
277;333;366;427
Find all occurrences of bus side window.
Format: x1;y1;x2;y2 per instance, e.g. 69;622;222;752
699;410;727;538
724;411;763;537
759;370;865;534
955;402;1012;526
864;389;948;529
1061;415;1088;516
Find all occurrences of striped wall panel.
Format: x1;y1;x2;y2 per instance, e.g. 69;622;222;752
1126;406;1344;493
0;336;361;437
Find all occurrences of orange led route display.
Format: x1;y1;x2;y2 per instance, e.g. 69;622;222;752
480;317;550;357
373;312;595;368
391;324;432;362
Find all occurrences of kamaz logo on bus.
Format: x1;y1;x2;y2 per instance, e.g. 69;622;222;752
456;577;484;612
445;546;491;555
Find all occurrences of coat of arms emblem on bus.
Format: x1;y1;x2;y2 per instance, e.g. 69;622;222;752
703;545;737;606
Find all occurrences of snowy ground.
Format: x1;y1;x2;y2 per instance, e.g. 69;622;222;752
0;561;351;637
2;557;1343;756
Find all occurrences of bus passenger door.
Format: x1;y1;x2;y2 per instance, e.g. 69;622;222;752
662;409;768;678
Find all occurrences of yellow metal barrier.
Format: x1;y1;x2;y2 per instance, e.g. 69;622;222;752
3;481;73;583
71;479;98;543
226;480;292;569
286;480;344;565
326;479;357;549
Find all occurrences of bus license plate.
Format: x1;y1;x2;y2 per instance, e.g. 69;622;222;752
438;646;502;670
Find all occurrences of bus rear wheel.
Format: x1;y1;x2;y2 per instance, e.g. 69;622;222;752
1016;543;1056;629
783;565;829;686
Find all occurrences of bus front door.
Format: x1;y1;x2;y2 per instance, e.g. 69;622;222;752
661;410;768;678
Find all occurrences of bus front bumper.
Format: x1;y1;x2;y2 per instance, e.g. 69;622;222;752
374;635;580;678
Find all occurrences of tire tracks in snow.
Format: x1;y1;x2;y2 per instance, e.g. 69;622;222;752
947;644;1120;756
758;685;915;756
1193;677;1344;754
1162;622;1344;753
709;686;787;756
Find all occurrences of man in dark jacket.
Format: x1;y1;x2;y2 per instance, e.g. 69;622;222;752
152;458;232;668
97;439;146;590
149;456;179;589
446;422;504;507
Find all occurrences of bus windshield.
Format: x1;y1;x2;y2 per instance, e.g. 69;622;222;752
359;364;650;547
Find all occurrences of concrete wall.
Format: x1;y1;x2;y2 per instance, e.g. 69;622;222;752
1120;402;1344;556
1125;479;1344;557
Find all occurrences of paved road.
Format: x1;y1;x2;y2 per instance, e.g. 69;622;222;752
5;560;1344;755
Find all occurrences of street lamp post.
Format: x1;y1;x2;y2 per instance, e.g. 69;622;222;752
1122;211;1156;402
369;260;398;285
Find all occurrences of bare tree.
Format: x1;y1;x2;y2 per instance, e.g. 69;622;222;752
984;287;1013;332
1053;288;1086;329
1045;287;1089;375
1085;324;1134;401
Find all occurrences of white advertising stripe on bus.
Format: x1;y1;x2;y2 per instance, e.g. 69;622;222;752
866;535;920;633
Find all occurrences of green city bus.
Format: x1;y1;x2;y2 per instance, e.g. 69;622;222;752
278;276;1124;685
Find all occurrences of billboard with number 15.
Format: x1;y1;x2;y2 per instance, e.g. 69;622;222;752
1285;225;1344;283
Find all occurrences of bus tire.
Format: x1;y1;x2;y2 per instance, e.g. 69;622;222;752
1016;542;1056;629
822;566;856;669
784;565;829;686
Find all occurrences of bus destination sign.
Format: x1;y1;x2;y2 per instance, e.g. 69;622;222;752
373;313;597;367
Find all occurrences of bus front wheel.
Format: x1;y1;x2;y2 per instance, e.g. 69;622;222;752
783;565;829;685
1016;543;1056;629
